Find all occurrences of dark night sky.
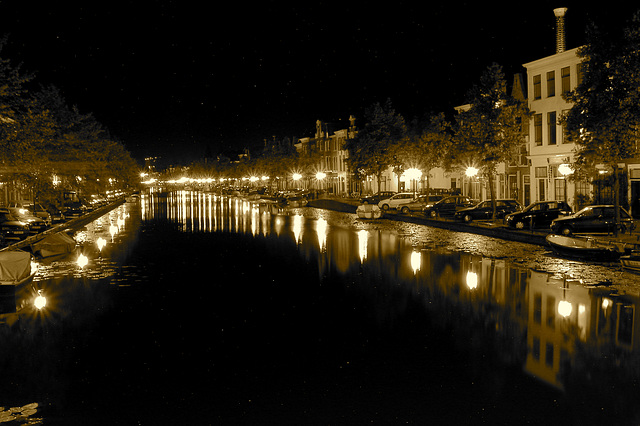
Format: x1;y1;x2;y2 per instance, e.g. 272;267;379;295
0;1;637;164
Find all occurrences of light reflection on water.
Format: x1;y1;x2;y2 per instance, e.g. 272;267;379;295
142;190;640;415
3;191;640;423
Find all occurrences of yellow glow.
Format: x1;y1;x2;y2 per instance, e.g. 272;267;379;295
602;298;612;310
316;218;327;251
358;230;368;262
109;224;118;236
558;163;574;176
466;271;478;289
292;173;302;181
410;251;421;274
34;290;46;310
404;168;422;180
465;167;479;178
77;254;88;269
558;300;572;317
293;215;303;243
315;171;326;180
97;237;107;251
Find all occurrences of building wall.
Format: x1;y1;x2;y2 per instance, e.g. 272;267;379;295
524;48;581;209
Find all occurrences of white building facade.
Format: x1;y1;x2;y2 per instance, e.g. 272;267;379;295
523;47;581;209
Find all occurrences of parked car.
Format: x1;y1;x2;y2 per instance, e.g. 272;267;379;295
46;204;66;224
23;203;53;225
360;191;396;205
504;201;572;229
7;206;48;234
423;195;474;218
550;205;635;236
398;195;443;214
378;193;417;211
454;199;523;222
64;202;88;217
0;208;30;241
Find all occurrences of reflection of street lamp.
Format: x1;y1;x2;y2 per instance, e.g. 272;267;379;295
558;163;573;204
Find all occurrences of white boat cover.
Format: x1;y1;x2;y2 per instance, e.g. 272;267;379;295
0;250;31;285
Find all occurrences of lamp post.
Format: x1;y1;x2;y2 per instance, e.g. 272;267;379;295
315;171;326;193
558;163;573;205
404;168;422;198
465;167;479;200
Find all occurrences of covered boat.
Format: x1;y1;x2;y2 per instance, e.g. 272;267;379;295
357;204;383;220
0;249;34;286
620;252;640;272
30;232;77;259
545;234;621;261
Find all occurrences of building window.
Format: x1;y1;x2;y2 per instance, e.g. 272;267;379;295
555;178;565;200
548;111;557;145
577;63;584;86
561;66;571;94
533;75;541;100
547;71;555;97
534;114;542;146
561;109;570;143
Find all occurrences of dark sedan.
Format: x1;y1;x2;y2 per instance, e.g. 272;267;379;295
454;199;522;222
550;205;635;235
0;208;30;241
423;195;474;218
504;201;572;229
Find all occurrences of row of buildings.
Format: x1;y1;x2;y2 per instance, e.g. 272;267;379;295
293;8;640;217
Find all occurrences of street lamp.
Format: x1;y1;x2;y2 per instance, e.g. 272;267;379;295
465;167;479;200
315;172;326;192
292;173;302;190
404;168;422;197
558;163;573;204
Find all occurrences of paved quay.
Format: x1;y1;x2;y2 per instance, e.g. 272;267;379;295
307;197;640;252
1;198;126;253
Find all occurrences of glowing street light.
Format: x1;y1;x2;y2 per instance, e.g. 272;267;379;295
34;290;47;310
77;253;88;269
558;163;574;204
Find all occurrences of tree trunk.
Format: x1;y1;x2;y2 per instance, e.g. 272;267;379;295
614;164;620;236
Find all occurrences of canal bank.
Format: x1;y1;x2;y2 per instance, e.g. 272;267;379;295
2;198;126;253
307;197;640;250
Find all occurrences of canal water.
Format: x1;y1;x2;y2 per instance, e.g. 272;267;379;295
2;190;640;425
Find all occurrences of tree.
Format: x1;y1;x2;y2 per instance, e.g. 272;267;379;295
345;99;406;193
391;113;452;197
454;63;531;220
562;12;640;234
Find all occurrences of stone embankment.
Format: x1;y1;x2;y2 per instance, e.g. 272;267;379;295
307;197;640;250
3;198;126;253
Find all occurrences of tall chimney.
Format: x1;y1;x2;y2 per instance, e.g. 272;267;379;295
554;7;568;53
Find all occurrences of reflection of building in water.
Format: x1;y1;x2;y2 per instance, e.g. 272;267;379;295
525;271;590;390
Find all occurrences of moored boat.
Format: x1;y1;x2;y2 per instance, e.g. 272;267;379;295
545;234;621;261
0;249;35;287
356;204;383;220
30;232;77;259
620;252;640;272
